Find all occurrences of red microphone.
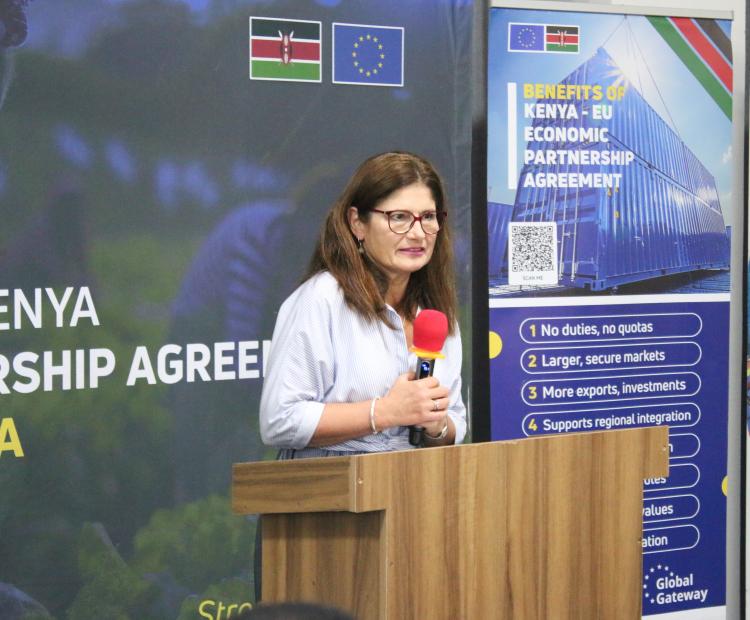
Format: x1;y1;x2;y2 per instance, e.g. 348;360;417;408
409;309;448;446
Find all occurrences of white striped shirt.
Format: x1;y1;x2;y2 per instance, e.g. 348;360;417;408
259;271;467;452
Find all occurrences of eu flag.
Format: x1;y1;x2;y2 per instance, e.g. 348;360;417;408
333;23;404;86
508;23;545;52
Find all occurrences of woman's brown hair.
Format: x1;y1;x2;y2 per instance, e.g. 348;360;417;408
306;151;457;332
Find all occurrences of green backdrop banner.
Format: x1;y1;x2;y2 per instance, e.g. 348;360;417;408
0;1;472;618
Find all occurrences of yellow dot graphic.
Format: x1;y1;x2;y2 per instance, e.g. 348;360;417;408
721;476;728;496
489;331;503;359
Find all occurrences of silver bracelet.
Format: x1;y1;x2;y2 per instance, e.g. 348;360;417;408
424;418;449;440
369;397;380;433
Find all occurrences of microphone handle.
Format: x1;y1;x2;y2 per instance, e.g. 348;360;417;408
409;357;436;447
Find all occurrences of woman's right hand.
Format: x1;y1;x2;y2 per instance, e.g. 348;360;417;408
378;372;450;429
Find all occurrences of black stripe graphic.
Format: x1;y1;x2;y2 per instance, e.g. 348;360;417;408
546;25;578;36
251;18;320;40
695;18;732;63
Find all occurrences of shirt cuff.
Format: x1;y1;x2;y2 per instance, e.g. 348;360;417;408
291;400;326;448
448;409;467;444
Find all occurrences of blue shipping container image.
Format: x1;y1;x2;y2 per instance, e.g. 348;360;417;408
500;47;730;291
488;201;513;277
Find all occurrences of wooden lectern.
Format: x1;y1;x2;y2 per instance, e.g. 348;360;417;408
233;427;668;619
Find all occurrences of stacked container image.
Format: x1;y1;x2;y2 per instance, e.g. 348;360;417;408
501;47;729;291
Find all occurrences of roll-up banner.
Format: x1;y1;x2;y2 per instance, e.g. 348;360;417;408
487;2;737;617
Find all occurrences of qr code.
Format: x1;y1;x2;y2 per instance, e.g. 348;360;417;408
508;222;558;285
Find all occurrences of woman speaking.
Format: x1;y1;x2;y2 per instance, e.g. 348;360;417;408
259;152;466;458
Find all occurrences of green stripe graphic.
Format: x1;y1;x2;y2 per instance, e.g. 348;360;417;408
251;19;320;40
647;16;731;119
251;59;320;81
546;44;578;53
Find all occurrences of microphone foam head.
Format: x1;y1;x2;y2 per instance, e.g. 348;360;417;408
412;309;448;353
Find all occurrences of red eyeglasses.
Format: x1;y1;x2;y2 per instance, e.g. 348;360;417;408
371;209;446;234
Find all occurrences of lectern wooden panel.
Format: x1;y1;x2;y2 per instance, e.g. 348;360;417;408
233;427;668;619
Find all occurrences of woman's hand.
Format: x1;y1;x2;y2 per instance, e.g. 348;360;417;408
378;371;450;429
306;371;454;447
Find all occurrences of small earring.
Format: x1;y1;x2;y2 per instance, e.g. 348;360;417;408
357;239;364;254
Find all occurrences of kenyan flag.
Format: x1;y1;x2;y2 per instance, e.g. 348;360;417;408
545;25;579;53
648;16;732;119
250;17;322;82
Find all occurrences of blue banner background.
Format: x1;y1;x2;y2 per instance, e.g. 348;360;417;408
489;300;728;615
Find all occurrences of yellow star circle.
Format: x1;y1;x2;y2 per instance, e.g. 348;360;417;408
350;33;386;79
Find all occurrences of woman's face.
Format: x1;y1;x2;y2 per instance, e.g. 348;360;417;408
348;182;439;284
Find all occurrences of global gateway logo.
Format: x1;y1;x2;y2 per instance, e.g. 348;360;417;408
644;565;708;605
